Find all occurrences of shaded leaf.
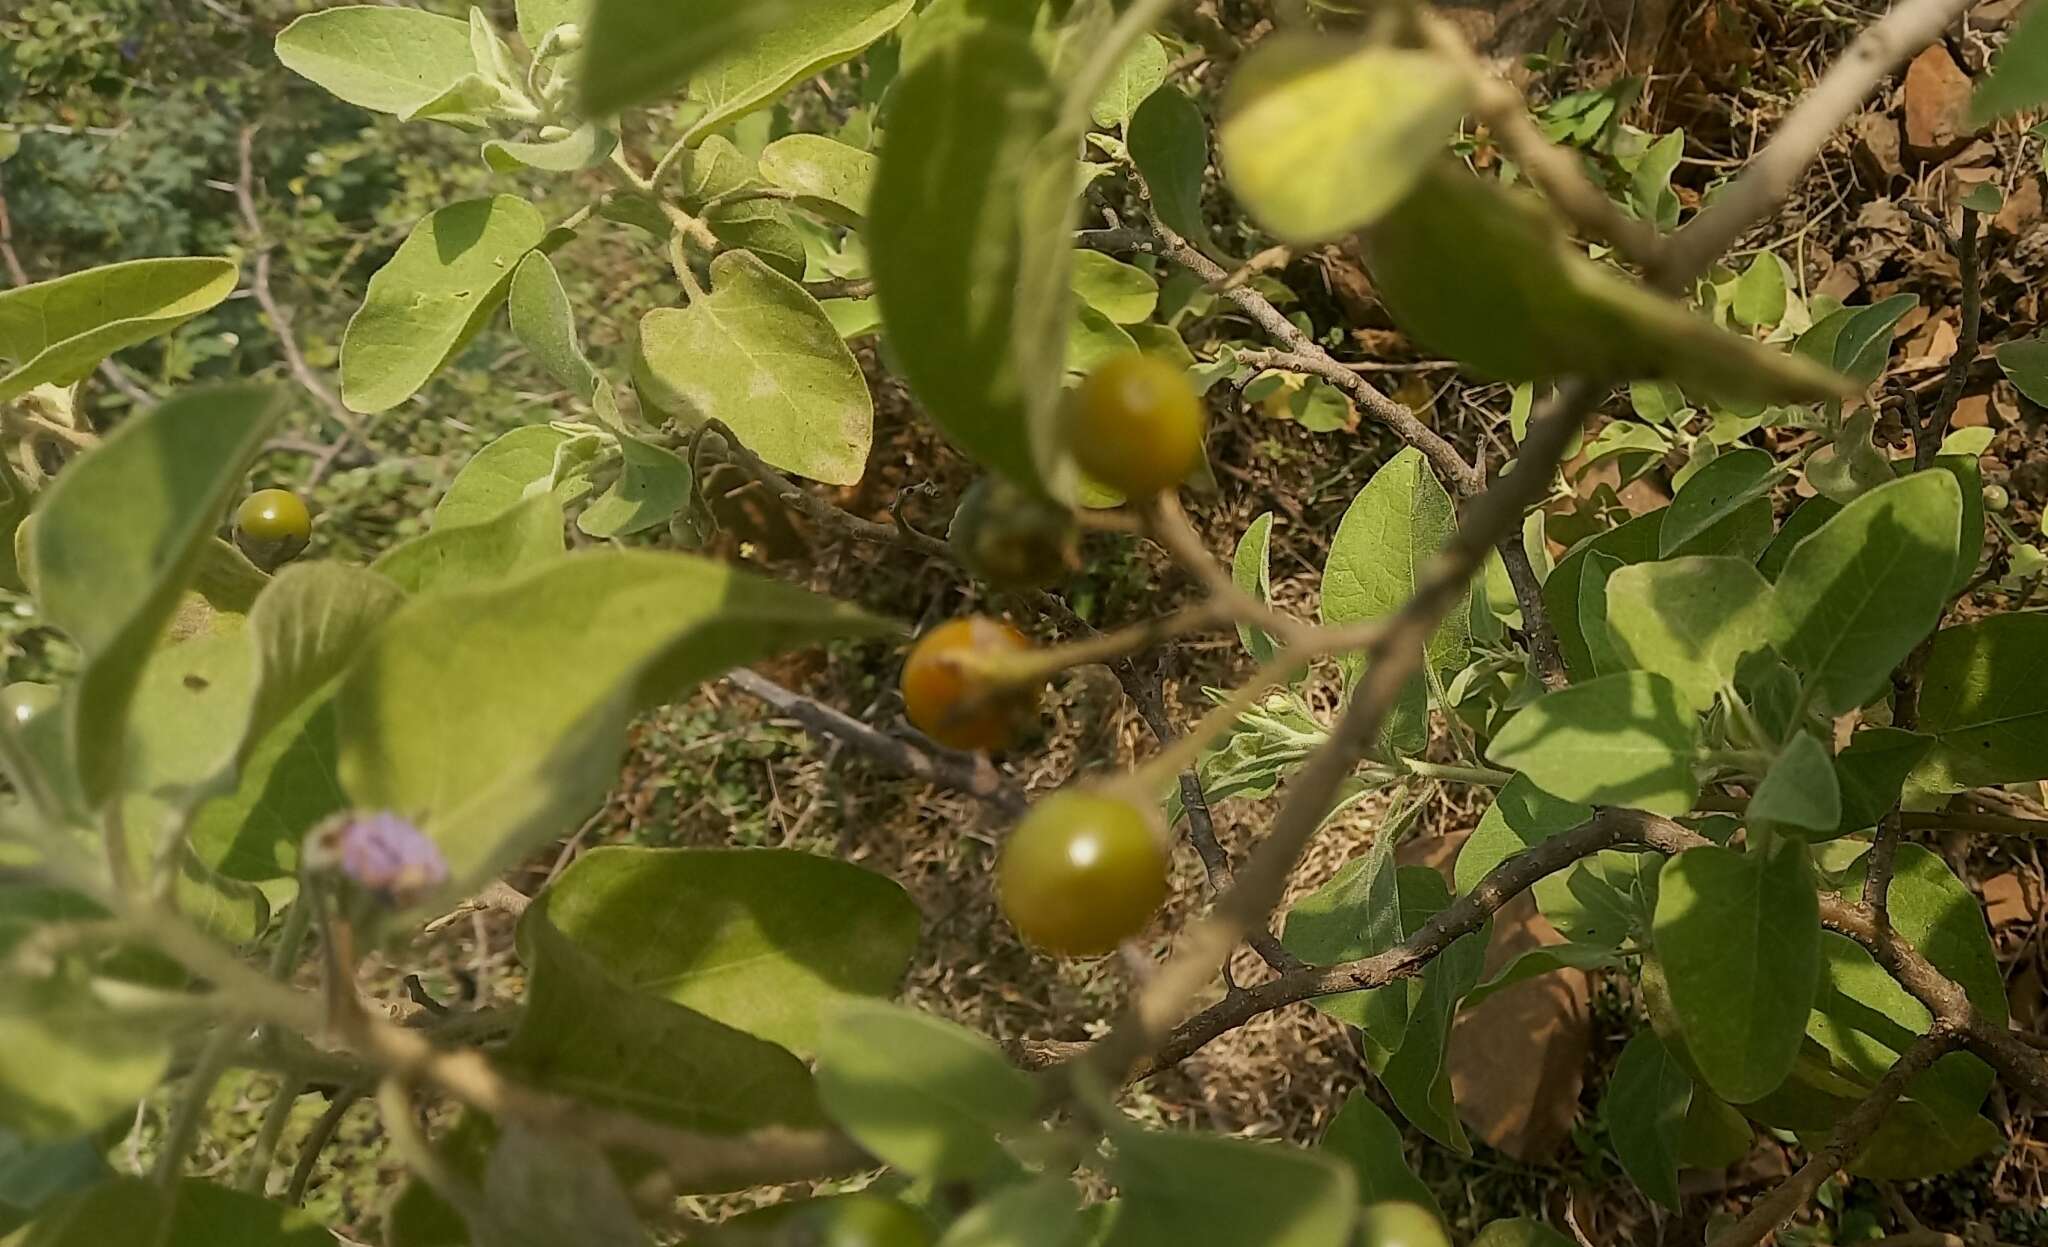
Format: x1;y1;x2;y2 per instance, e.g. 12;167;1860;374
1454;775;1592;895
435;426;598;529
1657;447;1775;558
509;254;598;402
1318;1093;1441;1218
1652;844;1820;1103
1127;85;1216;257
31;386;279;804
1104;1125;1355;1247
869;27;1060;488
1916;612;2048;790
1232;513;1277;662
1749;732;1841;833
578;435;693;539
1768;471;1961;715
336;552;895;889
814;1000;1034;1182
1602;1030;1691;1209
530;845;918;1054
758;134;875;226
1970;0;2048;124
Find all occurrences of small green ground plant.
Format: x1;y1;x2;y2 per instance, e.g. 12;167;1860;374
2;1;2047;1244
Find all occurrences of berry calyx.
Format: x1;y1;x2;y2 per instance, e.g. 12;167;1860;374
1066;353;1205;498
1356;1202;1453;1247
998;789;1168;956
900;617;1037;752
234;488;312;568
947;476;1079;589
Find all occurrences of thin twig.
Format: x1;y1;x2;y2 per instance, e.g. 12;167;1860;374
234;125;363;484
1922;210;1980;469
725;667;1027;818
688;420;951;561
1654;0;1976;289
285;1086;361;1206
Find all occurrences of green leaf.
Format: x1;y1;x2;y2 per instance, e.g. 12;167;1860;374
530;846;917;1054
1533;849;1660;948
4;1177;333;1246
502;913;825;1149
1658;447;1776;558
1544;511;1665;680
0;260;237;402
1603;557;1774;711
1318;1093;1441;1219
1995;334;2048;406
1733;253;1788;329
578;0;782;116
1220;37;1470;245
1462;941;1621;1006
1360;162;1847;403
1678;1087;1753;1169
1831;728;1932;836
31;385;279;805
341;196;548;414
186;696;345;881
1922;454;1985;594
1808;932;1929;1080
1071;252;1158;325
1091;36;1169;130
636;250;872;486
483;124;617;175
1970;0;2048;123
1454;775;1592;895
275;7;479;120
1768;470;1961;716
1916;612;2048;791
375;492;566;595
870;27;1061;490
936;1179;1089;1247
1807;410;1892;505
0;1127;108;1225
509;254;597;403
517;0;588;50
121;630;258;802
1757;496;1841;582
435;426;598;530
1127;85;1217;257
682;0;914;144
1749;731;1841;833
337;551;895;889
1105;1126;1356;1247
758;134;875;227
1322;448;1467;713
1366;868;1485;1152
1799;295;1917;389
814;1000;1034;1182
1281;822;1406;1048
1628;380;1687;426
1843;844;2006;1025
1652;844;1821;1103
1232;513;1277;663
1487;672;1700;816
1472;1219;1573;1247
472;1126;647;1247
0;975;177;1143
578;435;692;539
1602;1030;1690;1209
234;563;406;771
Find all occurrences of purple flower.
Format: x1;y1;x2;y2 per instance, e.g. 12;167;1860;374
307;811;448;905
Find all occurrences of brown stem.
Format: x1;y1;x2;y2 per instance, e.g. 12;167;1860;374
1706;1032;1957;1247
724;667;1027;818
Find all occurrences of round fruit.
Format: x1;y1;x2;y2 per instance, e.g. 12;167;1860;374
234;488;312;568
947;477;1079;589
0;682;58;729
1066;353;1205;498
1983;483;2012;513
1356;1202;1453;1247
998;790;1168;956
900;617;1036;752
